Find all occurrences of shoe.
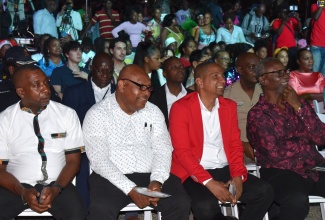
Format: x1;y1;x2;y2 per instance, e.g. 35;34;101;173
225;217;238;220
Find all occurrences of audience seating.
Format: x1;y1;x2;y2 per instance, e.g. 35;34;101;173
313;100;325;114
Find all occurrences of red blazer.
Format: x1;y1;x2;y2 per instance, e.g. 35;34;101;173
169;92;247;184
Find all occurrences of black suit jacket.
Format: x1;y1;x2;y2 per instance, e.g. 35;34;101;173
149;84;193;128
62;80;116;124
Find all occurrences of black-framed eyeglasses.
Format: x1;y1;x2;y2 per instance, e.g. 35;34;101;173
120;78;154;92
92;66;113;76
260;69;290;77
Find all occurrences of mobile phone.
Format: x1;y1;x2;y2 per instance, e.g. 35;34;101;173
289;5;298;11
318;0;325;7
38;189;44;204
229;181;236;196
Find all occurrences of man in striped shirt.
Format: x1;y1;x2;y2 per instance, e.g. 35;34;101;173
82;0;120;40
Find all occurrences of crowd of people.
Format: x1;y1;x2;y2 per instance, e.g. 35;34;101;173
1;0;325;219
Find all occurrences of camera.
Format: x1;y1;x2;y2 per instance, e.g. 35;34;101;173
289;5;298;12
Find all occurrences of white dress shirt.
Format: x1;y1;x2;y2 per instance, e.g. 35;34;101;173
198;94;228;170
33;8;58;38
0;101;84;185
91;79;111;103
83;93;172;195
216;25;248;45
165;84;187;117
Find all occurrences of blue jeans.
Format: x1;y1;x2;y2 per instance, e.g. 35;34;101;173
311;45;325;76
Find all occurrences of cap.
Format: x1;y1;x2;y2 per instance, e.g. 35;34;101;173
0;40;12;50
5;46;37;65
273;47;288;58
165;37;177;47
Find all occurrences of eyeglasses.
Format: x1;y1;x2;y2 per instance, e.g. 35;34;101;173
260;69;290;77
120;78;154;92
220;57;233;63
92;66;113;76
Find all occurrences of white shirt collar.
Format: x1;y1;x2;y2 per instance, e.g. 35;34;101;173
198;93;220;112
91;79;111;103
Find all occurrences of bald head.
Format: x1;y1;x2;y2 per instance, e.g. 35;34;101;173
92;52;113;68
116;64;151;115
118;64;148;81
236;52;259;67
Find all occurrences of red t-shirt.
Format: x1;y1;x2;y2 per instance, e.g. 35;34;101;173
311;4;325;47
272;18;298;48
92;9;120;40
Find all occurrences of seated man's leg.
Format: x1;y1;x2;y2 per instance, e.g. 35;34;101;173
239;174;274;220
155;174;191;220
0;183;32;219
88;172;132;220
75;153;90;210
261;167;310;220
183;166;233;220
311;171;325;197
49;182;87;220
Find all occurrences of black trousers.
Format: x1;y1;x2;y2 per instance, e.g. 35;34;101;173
184;166;274;220
261;167;325;220
0;182;87;220
88;172;191;220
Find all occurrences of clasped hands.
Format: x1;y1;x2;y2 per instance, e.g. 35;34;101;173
128;181;162;209
206;176;243;206
22;186;60;213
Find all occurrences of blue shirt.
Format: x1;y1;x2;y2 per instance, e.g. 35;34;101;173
38;58;64;78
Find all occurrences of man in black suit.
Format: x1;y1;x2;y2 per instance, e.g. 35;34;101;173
62;52;115;210
149;57;192;128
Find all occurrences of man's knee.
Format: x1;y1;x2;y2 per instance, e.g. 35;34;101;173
281;191;309;209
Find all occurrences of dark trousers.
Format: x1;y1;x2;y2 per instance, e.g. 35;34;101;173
0;182;87;220
184;166;274;220
76;153;90;211
261;167;325;220
88;172;191;220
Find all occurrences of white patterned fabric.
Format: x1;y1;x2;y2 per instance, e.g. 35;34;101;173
83;93;172;195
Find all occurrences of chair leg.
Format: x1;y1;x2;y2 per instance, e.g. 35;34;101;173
157;211;162;220
231;204;239;218
143;210;152;220
320;202;325;220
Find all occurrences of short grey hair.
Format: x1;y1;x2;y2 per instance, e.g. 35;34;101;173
256;57;278;79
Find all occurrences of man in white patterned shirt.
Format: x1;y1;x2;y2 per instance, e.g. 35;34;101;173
83;64;190;220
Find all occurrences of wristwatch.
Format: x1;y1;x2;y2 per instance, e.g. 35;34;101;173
52;183;64;194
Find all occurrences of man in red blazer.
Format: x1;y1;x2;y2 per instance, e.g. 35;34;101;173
169;62;273;220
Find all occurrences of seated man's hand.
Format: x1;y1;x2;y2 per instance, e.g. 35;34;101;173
22;188;49;213
37;186;60;209
128;188;151;209
242;142;255;162
147;181;162;206
205;179;234;204
232;176;243;205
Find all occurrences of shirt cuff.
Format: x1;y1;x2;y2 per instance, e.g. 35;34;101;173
203;178;213;185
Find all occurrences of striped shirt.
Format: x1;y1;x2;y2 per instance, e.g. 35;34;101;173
92;9;120;40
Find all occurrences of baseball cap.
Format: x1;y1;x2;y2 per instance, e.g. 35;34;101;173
5;46;37;65
165;37;177;47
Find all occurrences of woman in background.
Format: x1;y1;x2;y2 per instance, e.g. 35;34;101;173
133;41;162;89
112;8;146;51
161;13;184;56
274;47;289;68
289;48;325;102
38;37;64;78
